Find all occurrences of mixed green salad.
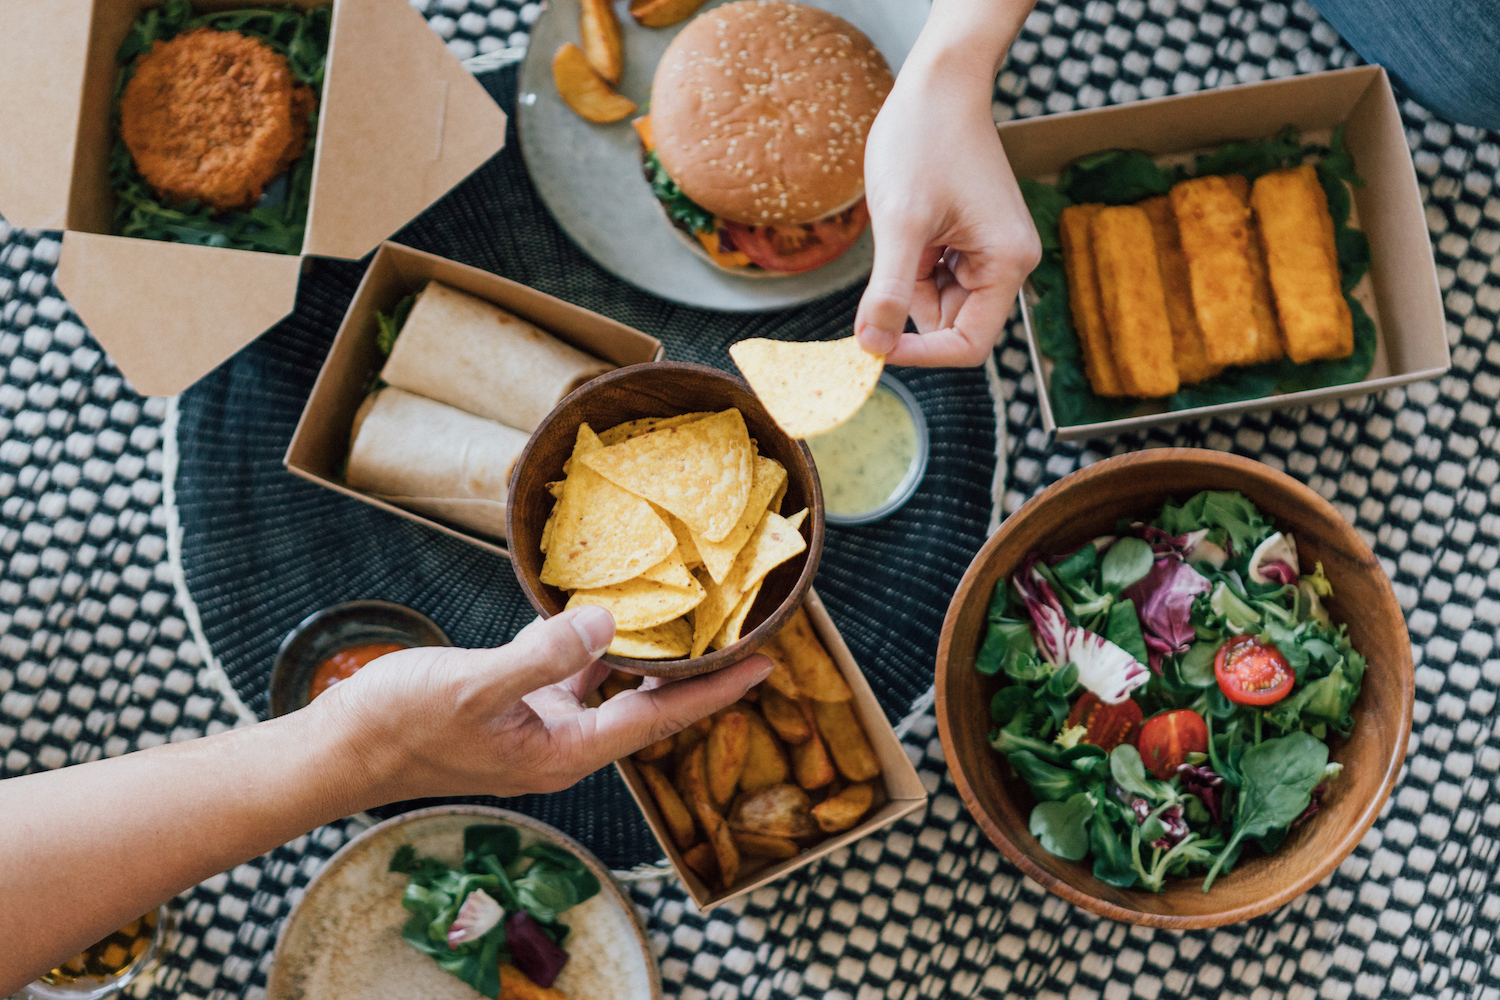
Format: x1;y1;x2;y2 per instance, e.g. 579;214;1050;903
977;491;1363;892
389;824;601;997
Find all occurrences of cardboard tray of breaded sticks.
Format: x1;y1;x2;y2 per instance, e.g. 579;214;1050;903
1001;65;1448;441
0;0;507;397
285;240;663;555
606;588;928;911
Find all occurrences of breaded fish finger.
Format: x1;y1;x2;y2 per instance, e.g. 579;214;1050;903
1141;196;1221;385
1058;204;1127;397
1251;165;1354;362
1170;176;1282;368
1225;175;1285;364
1090;206;1179;398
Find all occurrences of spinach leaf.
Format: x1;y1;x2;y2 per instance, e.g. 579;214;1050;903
1274;297;1376;393
1054;544;1100;590
1028;256;1078;362
1047;355;1142;428
1167;363;1279;411
1191;125;1303;182
1089;804;1139;887
1202;732;1327;891
644;150;716;235
376;293;417;356
1029;792;1095;860
1020;178;1072;251
1060;150;1176;205
1009;751;1084;801
1178;641;1220;687
1101;537;1153;593
977;616;1051;682
1263;664;1357;735
1109;744;1171;802
1105;598;1149;666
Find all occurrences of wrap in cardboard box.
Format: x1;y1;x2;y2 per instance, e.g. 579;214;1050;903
1005;65;1448;441
285;241;663;558
614;588;929;911
0;0;507;396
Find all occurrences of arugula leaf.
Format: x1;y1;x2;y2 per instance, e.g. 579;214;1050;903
1060;150;1176;205
644;150;716;235
1202;732;1327;891
1029;792;1095;860
376;294;417;356
1101;537;1153;593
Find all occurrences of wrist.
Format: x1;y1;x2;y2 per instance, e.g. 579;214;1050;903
285;696;400;816
906;0;1032;84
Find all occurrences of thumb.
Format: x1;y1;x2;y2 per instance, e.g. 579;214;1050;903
487;606;616;703
855;216;926;356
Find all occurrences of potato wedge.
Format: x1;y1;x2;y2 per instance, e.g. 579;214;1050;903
679;744;739;887
730;783;818;838
740;711;790;793
759;642;801;700
578;0;624;85
732;831;800;859
628;0;708;29
789;730;835;790
759;684;813;744
633;732;673;763
811;699;881;782
682;842;718;883
501;963;570;1000
601;668;641;701
706;711;750;807
702;805;739;889
552;43;636;124
778;607;852;702
638;762;696;850
673;725;705;769
811;781;875;833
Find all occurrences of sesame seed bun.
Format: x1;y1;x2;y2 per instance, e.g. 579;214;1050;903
650;1;893;228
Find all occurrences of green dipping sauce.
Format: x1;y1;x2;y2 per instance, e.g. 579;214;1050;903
807;384;918;516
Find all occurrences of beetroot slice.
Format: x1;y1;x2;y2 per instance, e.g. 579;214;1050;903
506;911;569;987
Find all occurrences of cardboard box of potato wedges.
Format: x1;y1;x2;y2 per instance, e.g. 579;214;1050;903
1003;65;1448;440
0;0;507;397
605;590;928;911
285;241;662;555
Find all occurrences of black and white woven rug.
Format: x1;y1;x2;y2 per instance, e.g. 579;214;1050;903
2;1;1499;998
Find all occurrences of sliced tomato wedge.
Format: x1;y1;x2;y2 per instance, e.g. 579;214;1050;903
1135;709;1209;780
1215;635;1294;706
720;201;869;274
1066;692;1144;752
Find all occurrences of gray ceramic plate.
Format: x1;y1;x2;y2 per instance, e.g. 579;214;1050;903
267;805;661;1000
517;0;929;311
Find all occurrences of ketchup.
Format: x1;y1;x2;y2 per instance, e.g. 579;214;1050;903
309;642;406;699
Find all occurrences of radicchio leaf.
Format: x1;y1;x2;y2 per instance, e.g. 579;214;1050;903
1292;783;1327;827
506;911;570;987
1013;554;1069;665
1013;557;1147;704
1177;763;1226;825
447;888;503;949
1127;523;1196;557
1248;532;1300;585
1123;557;1212;671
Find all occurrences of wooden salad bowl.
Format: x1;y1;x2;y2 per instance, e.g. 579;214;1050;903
508;362;824;678
935;449;1413;927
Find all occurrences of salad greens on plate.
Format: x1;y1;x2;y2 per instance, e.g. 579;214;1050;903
389;824;601;998
977;490;1363;892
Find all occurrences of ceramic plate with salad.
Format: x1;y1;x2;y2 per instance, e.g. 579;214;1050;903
268;806;659;1000
974;490;1364;894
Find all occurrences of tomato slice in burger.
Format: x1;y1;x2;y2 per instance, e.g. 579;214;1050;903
1065;692;1143;752
721;201;869;274
1134;709;1209;780
1214;635;1294;706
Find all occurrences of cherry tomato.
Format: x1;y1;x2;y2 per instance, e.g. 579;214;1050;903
1215;634;1295;706
1066;692;1144;752
720;202;869;274
1134;709;1210;779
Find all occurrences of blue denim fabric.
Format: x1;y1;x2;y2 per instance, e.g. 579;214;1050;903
1311;0;1500;129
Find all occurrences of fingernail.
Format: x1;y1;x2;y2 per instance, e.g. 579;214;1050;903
571;606;615;658
747;655;775;687
857;325;898;355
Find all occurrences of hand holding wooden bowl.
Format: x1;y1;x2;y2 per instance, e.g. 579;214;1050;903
936;449;1413;927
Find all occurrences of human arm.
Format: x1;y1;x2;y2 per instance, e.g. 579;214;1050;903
854;0;1041;367
0;606;770;994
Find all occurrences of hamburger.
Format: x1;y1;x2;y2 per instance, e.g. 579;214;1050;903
635;1;893;275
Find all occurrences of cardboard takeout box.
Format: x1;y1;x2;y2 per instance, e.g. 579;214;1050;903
0;0;507;396
615;588;929;911
1003;65;1448;441
285;240;663;557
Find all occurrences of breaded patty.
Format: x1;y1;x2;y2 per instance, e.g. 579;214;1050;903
120;28;316;213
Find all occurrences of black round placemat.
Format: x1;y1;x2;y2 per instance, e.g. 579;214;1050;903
175;66;997;869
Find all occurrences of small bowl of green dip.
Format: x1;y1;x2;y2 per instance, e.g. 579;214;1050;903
807;372;928;525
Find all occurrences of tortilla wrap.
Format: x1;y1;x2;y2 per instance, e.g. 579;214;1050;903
346;387;529;538
380;281;612;432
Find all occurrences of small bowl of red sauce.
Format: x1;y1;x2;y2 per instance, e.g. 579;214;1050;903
268;600;451;718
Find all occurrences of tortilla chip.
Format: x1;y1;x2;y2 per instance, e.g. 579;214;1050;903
598;412;712;446
692;456;787;584
691;508;808;657
539;425;677;591
636;547;695;588
651;504;702;568
769;477;787;515
566;574;705;631
609;618;694;659
540;507;556;554
710;580;763;650
579;409;753;542
729;337;884;439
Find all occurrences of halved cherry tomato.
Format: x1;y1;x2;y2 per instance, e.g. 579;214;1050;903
1215;635;1294;706
720;201;869;274
1135;709;1209;779
1066;692;1144;752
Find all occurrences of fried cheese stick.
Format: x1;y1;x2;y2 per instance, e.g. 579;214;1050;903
1090;205;1178;397
1251;165;1354;362
1058;204;1127;396
1141;196;1222;385
1170;176;1283;367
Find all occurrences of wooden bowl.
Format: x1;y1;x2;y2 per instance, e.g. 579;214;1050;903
936;449;1413;927
508;362;824;678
